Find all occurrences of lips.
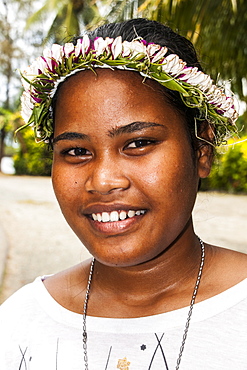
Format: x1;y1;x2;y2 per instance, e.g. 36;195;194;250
91;209;146;223
83;204;147;234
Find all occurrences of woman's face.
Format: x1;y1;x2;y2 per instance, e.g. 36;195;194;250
52;69;209;267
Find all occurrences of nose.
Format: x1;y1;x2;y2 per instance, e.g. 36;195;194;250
85;155;130;195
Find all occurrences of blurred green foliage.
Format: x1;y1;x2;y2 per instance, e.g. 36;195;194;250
202;136;247;193
13;127;52;176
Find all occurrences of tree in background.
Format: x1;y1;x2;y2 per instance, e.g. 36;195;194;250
137;0;247;103
0;0;38;172
0;0;19;170
25;0;105;44
14;125;52;176
26;0;247;103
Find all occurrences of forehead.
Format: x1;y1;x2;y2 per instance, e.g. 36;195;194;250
53;68;184;134
55;68;166;108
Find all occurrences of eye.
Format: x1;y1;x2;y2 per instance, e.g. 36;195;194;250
124;139;157;149
62;147;91;157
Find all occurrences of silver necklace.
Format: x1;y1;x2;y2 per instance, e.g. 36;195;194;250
82;238;205;370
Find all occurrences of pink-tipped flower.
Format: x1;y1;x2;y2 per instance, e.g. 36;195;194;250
129;40;147;57
177;66;198;82
93;37;114;57
64;43;75;58
36;57;48;75
22;58;45;87
162;54;186;75
146;43;160;57
185;71;210;87
111;36;123;59
150;46;168;63
21;91;34;123
51;44;63;63
43;48;55;71
122;41;132;57
75;35;91;57
31;95;42;104
198;75;213;92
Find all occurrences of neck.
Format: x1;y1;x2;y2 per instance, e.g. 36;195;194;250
88;225;203;317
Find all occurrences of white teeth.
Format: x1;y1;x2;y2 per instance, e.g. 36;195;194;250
91;209;146;222
102;212;110;222
128;210;135;218
119;211;127;220
110;211;119;222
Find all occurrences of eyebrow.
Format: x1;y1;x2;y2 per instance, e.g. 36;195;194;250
52;132;90;145
108;121;165;137
52;121;165;144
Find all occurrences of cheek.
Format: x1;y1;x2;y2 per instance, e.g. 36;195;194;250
52;162;80;209
135;151;198;220
135;150;195;192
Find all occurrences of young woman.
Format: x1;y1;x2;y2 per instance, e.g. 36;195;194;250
1;18;247;370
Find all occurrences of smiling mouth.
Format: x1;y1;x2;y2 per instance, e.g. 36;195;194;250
89;209;146;223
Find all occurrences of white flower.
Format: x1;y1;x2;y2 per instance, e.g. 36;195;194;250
111;36;123;59
21;56;50;92
64;43;75;58
198;75;213;92
22;61;41;83
228;109;239;122
21;77;30;91
122;41;132;57
146;43;160;57
81;35;90;56
208;88;225;105
36;57;48;74
223;106;237;119
93;37;106;56
123;40;146;58
122;40;146;57
93;37;113;56
205;84;217;96
75;35;91;57
218;97;234;110
74;41;81;58
150;46;168;63
178;66;198;81
130;40;147;57
185;71;210;87
162;54;186;75
43;48;54;70
51;44;63;63
21;91;34;123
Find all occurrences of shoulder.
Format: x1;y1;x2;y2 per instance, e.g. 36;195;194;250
212;246;247;277
0;278;44;342
43;258;93;314
202;245;247;299
0;279;38;314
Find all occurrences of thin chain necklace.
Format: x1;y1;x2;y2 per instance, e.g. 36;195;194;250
82;238;205;370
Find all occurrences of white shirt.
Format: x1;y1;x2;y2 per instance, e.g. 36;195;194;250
0;276;247;369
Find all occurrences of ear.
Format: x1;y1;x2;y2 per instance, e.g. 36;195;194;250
196;122;215;179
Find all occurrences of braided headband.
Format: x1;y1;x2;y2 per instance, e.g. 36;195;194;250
19;35;239;145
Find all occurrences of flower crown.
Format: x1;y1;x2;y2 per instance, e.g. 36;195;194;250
19;35;239;145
